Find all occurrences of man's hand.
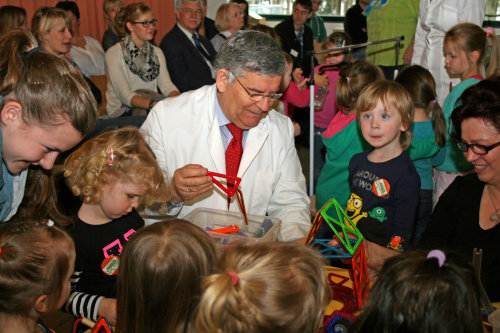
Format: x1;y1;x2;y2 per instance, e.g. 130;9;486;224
97;298;116;325
363;239;400;280
403;37;415;65
171;164;213;203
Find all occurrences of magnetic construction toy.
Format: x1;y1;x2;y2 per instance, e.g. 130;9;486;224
207;171;248;225
306;198;370;315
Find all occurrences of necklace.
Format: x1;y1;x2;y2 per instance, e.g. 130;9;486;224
487;185;500;223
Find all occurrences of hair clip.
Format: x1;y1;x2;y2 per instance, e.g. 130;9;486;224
22;45;44;56
47;220;54;227
0;247;2;255
0;94;3;106
427;249;446;267
227;271;238;286
107;148;114;166
431;98;438;104
486;27;495;38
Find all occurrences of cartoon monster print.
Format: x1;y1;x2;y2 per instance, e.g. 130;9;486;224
345;193;368;225
368;207;387;222
387;235;404;251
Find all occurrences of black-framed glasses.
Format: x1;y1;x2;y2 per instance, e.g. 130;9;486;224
456;140;500;155
130;19;157;28
231;72;283;103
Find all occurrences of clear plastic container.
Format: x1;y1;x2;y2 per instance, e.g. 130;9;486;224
314;86;329;110
183;208;281;250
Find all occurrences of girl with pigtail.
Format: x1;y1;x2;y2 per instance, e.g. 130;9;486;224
395;65;447;245
0;218;75;333
63;126;169;325
433;23;500;205
195;242;332;333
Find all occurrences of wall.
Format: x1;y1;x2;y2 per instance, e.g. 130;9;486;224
0;0;175;45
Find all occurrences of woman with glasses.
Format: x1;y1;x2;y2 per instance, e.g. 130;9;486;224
419;76;500;302
105;2;179;118
211;3;244;52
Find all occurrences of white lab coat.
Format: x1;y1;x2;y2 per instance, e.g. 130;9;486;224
411;0;486;105
140;85;311;241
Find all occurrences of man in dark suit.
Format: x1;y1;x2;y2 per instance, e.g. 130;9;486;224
199;0;219;40
274;0;316;78
160;0;216;93
275;0;317;147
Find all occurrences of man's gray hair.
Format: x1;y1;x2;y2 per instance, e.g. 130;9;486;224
175;0;202;11
215;30;286;79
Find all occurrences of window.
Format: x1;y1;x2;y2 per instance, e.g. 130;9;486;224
250;0;500;23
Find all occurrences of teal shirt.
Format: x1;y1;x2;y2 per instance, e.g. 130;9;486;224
315;119;370;210
306;13;327;43
436;77;479;172
411;120;439;190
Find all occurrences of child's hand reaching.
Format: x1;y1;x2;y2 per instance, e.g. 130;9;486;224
314;73;329;89
98;298;117;325
292;67;303;83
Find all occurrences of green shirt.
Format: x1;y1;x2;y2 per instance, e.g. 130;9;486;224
365;0;419;66
316;119;370;210
306;13;327;43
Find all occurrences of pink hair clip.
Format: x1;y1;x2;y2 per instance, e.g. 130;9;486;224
486;27;495;38
107;148;114;166
227;271;238;286
427;249;446;267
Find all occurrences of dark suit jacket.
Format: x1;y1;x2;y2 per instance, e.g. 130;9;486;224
274;17;317;77
202;17;219;40
160;24;216;93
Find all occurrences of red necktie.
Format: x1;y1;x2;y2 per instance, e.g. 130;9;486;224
225;123;243;184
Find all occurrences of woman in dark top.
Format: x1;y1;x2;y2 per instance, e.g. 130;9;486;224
419;76;500;302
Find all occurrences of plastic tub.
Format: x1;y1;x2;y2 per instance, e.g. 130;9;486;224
183;208;281;249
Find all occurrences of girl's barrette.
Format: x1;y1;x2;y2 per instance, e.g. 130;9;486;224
427;249;446;267
107;148;114;166
431;98;438;104
47;220;54;227
0;94;3;106
486;27;495;38
227;271;239;286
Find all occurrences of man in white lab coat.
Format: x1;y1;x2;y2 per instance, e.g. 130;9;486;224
141;30;311;241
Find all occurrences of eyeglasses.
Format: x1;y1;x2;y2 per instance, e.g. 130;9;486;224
456;140;500;155
182;8;203;15
130;19;157;28
231;72;283;103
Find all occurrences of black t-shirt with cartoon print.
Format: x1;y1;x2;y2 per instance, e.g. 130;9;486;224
348;150;420;251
